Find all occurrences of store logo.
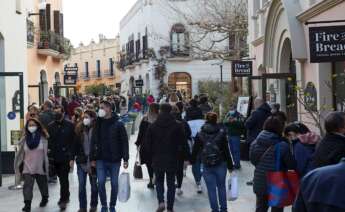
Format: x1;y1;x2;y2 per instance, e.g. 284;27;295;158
232;61;253;77
309;25;345;63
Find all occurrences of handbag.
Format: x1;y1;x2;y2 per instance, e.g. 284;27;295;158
133;149;143;179
266;143;300;207
118;172;131;202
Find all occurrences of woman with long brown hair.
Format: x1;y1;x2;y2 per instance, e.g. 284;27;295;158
73;110;98;212
14;118;50;212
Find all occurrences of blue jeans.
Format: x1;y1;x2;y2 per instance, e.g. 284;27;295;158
192;160;202;184
203;162;228;212
155;171;176;210
96;160;121;208
77;165;98;209
229;136;241;168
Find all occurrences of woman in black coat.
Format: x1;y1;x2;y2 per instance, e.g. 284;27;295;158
250;116;296;212
135;103;160;189
172;103;192;196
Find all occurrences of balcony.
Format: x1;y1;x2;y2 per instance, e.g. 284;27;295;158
103;70;115;78
37;31;72;59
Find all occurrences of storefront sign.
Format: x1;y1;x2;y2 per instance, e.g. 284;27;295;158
64;66;78;75
232;61;253;77
309;25;345;63
304;82;317;111
135;79;144;87
63;74;77;85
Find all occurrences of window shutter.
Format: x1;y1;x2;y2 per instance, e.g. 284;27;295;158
39;9;46;30
54;10;60;34
46;4;51;31
59;13;64;37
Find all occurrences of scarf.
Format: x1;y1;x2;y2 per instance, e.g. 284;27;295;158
26;131;41;150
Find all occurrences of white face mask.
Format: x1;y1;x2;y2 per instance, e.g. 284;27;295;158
98;109;106;118
83;118;91;126
28;126;38;133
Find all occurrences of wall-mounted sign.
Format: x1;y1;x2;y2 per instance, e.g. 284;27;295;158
232;61;253;77
64;66;78;85
7;112;16;120
64;75;77;85
135;79;144;87
304;82;317;111
309;25;345;63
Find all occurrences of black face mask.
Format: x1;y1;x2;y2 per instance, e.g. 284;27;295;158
55;112;63;121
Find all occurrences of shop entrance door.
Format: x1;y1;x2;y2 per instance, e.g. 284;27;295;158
0;72;24;187
249;73;297;123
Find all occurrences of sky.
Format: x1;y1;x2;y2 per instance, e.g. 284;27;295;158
63;0;137;46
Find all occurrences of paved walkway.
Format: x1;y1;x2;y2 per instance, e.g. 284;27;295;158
0;132;279;212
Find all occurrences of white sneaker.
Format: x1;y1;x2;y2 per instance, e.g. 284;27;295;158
176;188;183;196
197;185;202;194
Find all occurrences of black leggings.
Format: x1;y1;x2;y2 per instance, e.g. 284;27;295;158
146;164;154;183
176;160;184;188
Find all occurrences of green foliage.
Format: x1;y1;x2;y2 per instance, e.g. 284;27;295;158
84;84;114;96
198;80;237;118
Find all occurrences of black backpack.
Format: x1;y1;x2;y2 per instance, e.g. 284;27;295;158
201;130;224;167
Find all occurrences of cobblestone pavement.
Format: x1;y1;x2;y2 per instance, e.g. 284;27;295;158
0;132;291;212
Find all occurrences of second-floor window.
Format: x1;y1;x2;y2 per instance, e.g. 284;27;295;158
109;58;114;76
171;23;189;55
96;60;101;77
85;62;89;78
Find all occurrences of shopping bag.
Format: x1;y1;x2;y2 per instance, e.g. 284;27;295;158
133;150;143;179
227;174;239;201
267;144;300;207
118;172;131;202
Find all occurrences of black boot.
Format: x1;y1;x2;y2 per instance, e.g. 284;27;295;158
22;200;31;212
39;196;49;207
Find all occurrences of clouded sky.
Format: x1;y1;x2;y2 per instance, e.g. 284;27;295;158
63;0;137;46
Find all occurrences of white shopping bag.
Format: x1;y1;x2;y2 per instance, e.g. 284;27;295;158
118;172;131;202
227;174;239;201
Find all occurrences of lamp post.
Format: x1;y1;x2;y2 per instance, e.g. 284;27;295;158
212;60;224;117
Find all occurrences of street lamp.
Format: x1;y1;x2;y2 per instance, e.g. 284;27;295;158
212;60;224;117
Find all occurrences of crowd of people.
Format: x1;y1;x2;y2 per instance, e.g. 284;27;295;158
13;92;345;212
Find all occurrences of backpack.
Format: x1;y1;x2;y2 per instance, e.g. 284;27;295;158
201;130;224;167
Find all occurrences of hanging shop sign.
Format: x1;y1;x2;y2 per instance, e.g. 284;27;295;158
135;79;144;87
304;82;317;111
309;25;345;63
232;61;253;77
64;66;78;85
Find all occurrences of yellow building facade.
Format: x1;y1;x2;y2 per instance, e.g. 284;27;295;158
26;0;70;105
66;35;121;94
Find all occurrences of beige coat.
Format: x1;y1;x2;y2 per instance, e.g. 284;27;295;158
14;136;49;180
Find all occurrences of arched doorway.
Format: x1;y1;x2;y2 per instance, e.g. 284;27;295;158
278;38;297;122
40;70;48;101
168;72;192;99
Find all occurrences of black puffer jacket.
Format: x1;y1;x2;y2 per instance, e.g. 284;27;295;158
250;130;296;195
192;123;234;170
312;133;345;168
47;119;75;162
245;103;272;143
135;117;152;165
144;113;188;172
90;116;129;163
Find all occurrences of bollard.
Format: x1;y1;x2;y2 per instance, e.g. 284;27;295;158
8;145;23;190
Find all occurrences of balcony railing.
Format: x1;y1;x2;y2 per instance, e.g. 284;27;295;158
37;30;72;58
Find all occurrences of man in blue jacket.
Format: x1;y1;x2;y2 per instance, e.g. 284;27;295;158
90;101;129;212
293;158;345;212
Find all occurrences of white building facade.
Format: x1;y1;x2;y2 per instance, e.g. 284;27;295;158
248;0;345;128
0;0;28;151
119;0;231;99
